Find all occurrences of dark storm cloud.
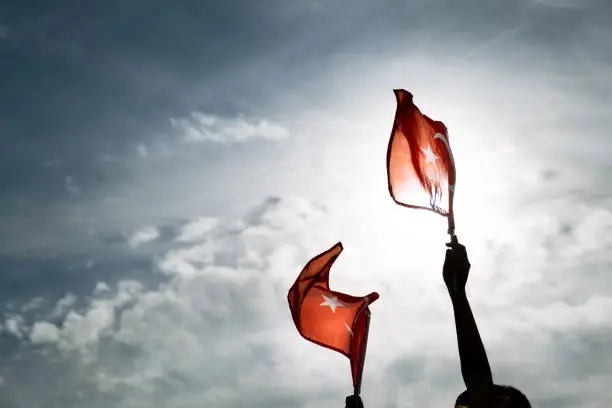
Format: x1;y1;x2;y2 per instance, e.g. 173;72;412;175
1;0;609;255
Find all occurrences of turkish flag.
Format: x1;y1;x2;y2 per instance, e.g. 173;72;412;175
287;242;379;395
386;89;457;234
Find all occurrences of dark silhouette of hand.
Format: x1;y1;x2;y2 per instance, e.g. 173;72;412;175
345;395;364;408
443;235;470;296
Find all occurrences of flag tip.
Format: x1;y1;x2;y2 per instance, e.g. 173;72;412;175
393;89;413;101
393;88;412;95
366;292;379;304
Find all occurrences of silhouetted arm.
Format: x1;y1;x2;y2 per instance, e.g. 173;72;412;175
443;238;493;408
450;289;494;401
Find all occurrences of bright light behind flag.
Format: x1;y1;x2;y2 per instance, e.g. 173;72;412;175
386;89;457;235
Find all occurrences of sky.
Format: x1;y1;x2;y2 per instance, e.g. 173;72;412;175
0;0;611;407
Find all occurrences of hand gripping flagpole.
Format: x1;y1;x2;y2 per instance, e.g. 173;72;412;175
433;132;457;238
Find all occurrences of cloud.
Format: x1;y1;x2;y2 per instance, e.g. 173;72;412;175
4;316;25;339
21;297;44;313
128;226;160;248
30;321;60;344
136;144;149;157
1;198;324;407
0;4;610;406
52;293;77;318
170;113;290;144
174;217;219;243
0;192;608;407
93;282;110;296
58;300;116;354
64;176;80;196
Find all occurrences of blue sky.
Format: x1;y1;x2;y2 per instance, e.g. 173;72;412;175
0;1;611;407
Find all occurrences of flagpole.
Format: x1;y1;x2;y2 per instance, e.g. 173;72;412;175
446;151;456;238
432;131;456;238
353;308;371;396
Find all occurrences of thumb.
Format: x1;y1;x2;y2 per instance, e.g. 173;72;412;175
446;235;459;248
445;248;452;260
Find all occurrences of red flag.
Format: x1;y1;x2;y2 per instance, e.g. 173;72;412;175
386;89;457;235
287;242;379;395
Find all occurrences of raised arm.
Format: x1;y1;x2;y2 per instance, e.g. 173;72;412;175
443;237;493;408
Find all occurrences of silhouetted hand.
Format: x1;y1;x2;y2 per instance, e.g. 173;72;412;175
443;235;470;297
345;395;364;408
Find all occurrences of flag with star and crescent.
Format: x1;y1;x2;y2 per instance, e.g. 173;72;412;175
287;242;379;396
386;89;457;235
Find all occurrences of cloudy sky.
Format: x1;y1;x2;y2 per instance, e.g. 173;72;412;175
0;0;611;407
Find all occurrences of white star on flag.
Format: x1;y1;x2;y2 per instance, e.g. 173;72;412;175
320;294;345;313
421;145;439;165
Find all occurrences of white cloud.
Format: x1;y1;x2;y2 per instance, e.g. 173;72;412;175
170;113;290;144
156;241;217;277
30;322;60;345
21;297;44;313
93;282;110;296
52;293;77;318
58;302;115;354
30;284;141;353
2;42;611;408
136;144;148;157
64;176;80;196
10;192;611;407
128;226;160;248
175;217;218;242
1;3;610;407
4;316;25;339
14;198;342;406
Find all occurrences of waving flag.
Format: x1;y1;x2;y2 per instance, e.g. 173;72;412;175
288;242;379;395
386;89;457;235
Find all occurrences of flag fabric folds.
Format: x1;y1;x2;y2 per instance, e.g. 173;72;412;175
287;242;379;395
386;89;457;234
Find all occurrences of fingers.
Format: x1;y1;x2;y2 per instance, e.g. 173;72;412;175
446;236;466;252
446;242;466;252
445;237;468;264
446;235;460;248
